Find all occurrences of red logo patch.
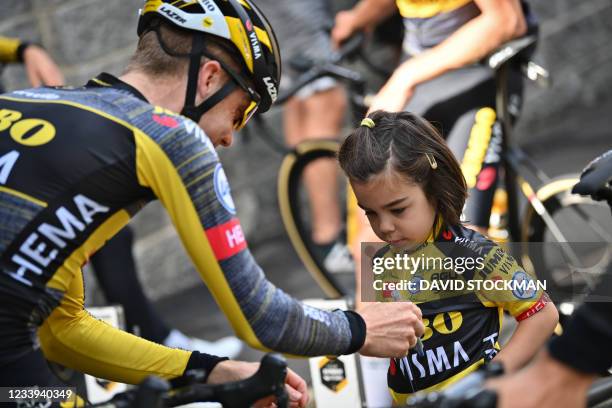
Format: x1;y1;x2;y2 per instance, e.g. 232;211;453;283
390;358;397;376
153;114;179;128
442;230;453;241
476;167;497;191
205;218;247;260
246;20;253;31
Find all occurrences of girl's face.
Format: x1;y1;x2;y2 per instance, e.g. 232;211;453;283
351;169;437;249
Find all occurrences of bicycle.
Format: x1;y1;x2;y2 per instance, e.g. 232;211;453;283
271;31;612;302
84;353;289;408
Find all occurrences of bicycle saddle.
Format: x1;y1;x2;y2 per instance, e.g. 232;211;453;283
572;149;612;203
485;34;537;70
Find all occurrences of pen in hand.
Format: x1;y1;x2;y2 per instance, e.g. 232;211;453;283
415;338;424;357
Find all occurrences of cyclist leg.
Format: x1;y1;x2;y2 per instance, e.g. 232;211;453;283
258;0;352;267
299;84;347;245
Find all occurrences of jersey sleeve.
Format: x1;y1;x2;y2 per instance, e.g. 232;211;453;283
133;114;362;356
476;244;549;321
39;263;193;384
0;36;22;63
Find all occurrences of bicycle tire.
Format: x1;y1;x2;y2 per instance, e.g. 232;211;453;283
521;175;612;303
278;139;355;298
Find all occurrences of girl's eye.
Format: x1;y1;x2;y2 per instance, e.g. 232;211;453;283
391;208;406;216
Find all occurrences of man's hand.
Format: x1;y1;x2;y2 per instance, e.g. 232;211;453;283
208;360;308;408
22;45;64;87
487;350;596;408
357;302;424;357
368;63;416;113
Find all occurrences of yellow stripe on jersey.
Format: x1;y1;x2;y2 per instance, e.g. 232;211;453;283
40;209;192;384
133;128;268;352
396;0;472;18
45;209;130;293
0;186;47;207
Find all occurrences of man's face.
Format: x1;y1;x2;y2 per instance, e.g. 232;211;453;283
198;87;251;148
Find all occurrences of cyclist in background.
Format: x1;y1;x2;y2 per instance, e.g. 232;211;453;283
255;0;354;273
0;0;424;400
332;0;530;305
332;0;530;235
0;36;64;89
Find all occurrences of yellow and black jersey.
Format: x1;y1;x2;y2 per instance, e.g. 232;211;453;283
374;222;549;404
396;0;473;18
395;0;481;55
0;36;23;63
0;74;364;384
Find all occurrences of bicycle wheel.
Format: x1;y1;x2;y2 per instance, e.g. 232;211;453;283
278;140;355;298
521;175;612;303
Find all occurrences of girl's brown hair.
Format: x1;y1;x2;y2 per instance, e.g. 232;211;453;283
338;110;467;226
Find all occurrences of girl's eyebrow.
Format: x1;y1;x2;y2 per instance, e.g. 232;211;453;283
383;196;410;208
357;196;410;211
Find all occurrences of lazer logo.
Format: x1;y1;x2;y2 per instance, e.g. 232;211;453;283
263;77;277;101
160;5;187;24
248;31;262;60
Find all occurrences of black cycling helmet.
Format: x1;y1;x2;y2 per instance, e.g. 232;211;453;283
138;0;281;128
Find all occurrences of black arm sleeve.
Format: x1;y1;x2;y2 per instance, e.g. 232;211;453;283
548;264;612;374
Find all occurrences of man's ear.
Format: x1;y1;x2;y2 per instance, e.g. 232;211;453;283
197;59;223;101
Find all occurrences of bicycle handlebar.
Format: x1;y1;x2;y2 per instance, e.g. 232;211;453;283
275;32;366;105
90;353;289;408
164;353;288;408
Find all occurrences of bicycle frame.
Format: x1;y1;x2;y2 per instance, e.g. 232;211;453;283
492;42;612;293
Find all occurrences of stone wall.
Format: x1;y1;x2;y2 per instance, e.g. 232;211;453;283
1;0;610;301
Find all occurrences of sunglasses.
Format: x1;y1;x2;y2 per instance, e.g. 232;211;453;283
217;60;261;130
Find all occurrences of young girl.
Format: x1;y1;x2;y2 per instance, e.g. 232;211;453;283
338;110;558;404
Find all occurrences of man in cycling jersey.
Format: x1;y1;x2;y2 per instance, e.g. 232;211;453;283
0;0;424;401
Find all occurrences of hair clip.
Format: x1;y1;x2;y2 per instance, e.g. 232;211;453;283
426;153;438;169
360;118;375;129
